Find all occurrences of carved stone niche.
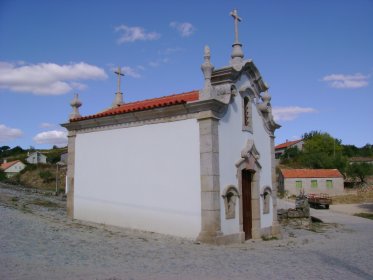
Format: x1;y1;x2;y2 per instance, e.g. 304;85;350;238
261;186;272;214
222;185;240;219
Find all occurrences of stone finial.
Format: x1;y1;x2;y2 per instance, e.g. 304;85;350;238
113;66;124;107
201;45;214;94
230;9;244;69
70;93;82;120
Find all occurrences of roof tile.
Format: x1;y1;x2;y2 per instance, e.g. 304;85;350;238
280;169;343;178
275;139;303;150
1;160;21;171
71;90;199;122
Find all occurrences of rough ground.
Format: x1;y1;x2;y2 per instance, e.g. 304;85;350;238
0;184;372;280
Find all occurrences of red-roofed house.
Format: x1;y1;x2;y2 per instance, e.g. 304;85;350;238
0;160;26;178
279;169;344;196
61;11;282;244
275;139;304;159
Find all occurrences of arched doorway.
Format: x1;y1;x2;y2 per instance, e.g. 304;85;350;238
241;169;252;240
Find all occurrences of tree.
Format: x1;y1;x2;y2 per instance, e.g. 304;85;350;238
347;163;373;184
299;131;347;172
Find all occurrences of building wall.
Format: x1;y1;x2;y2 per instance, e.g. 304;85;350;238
218;75;274;235
4;162;26;177
74;119;201;238
26;152;47;164
284;177;344;196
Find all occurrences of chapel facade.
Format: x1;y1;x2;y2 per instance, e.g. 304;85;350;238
62;9;281;244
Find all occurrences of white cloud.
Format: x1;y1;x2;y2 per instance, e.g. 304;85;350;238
33;130;67;147
272;106;317;122
0;61;107;95
0;124;23;143
170;22;195;37
40;123;55;129
322;73;369;89
121;66;141;78
115;25;160;43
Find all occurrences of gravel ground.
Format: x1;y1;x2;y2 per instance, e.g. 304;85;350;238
0;184;372;280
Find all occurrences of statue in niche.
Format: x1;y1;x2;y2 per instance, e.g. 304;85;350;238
262;186;272;214
222;186;239;219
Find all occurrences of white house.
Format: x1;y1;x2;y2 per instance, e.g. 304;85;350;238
278;169;344;196
62;10;281;244
0;160;26;178
26;152;47;164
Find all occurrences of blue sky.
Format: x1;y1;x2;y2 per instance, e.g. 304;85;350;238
0;0;372;149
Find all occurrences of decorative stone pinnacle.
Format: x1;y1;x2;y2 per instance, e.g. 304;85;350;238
200;45;214;99
70;93;82;120
113;66;124;107
230;8;244;68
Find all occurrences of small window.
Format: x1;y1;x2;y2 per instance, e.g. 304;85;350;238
242;95;253;132
244;97;250;126
296;180;302;188
326;180;333;188
311;180;318;188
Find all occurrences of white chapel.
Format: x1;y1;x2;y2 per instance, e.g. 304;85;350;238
62;9;281;244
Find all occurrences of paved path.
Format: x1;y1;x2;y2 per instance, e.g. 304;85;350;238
0;187;372;280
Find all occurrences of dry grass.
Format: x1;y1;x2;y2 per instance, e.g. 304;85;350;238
27;198;60;208
332;190;373;204
7;164;67;191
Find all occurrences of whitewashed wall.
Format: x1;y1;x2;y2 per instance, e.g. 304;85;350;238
218;75;274;234
74;119;201;238
284;178;344;196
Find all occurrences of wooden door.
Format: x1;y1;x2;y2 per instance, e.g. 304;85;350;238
242;169;252;240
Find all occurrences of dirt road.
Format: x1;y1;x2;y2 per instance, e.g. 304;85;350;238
1;185;372;280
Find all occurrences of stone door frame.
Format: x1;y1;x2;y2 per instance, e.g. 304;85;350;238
235;140;261;240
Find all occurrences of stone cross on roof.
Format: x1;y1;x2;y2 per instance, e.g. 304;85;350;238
113;66;124;107
230;8;242;44
230;8;244;69
114;66;125;94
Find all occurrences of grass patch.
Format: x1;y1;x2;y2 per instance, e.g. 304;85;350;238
28;199;60;208
354;213;373;220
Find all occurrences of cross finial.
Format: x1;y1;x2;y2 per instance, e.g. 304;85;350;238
229;8;244;69
114;66;125;94
230;8;242;44
112;66;124;107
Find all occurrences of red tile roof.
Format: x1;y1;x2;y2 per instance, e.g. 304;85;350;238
71;90;199;122
275;139;303;150
0;160;21;171
280;169;343;178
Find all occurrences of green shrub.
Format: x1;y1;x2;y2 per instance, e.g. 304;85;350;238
39;170;54;183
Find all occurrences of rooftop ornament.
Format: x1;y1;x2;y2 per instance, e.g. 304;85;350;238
230;8;245;70
113;66;124;107
69;93;82;120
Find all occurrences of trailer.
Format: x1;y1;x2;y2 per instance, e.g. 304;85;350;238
307;193;332;209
